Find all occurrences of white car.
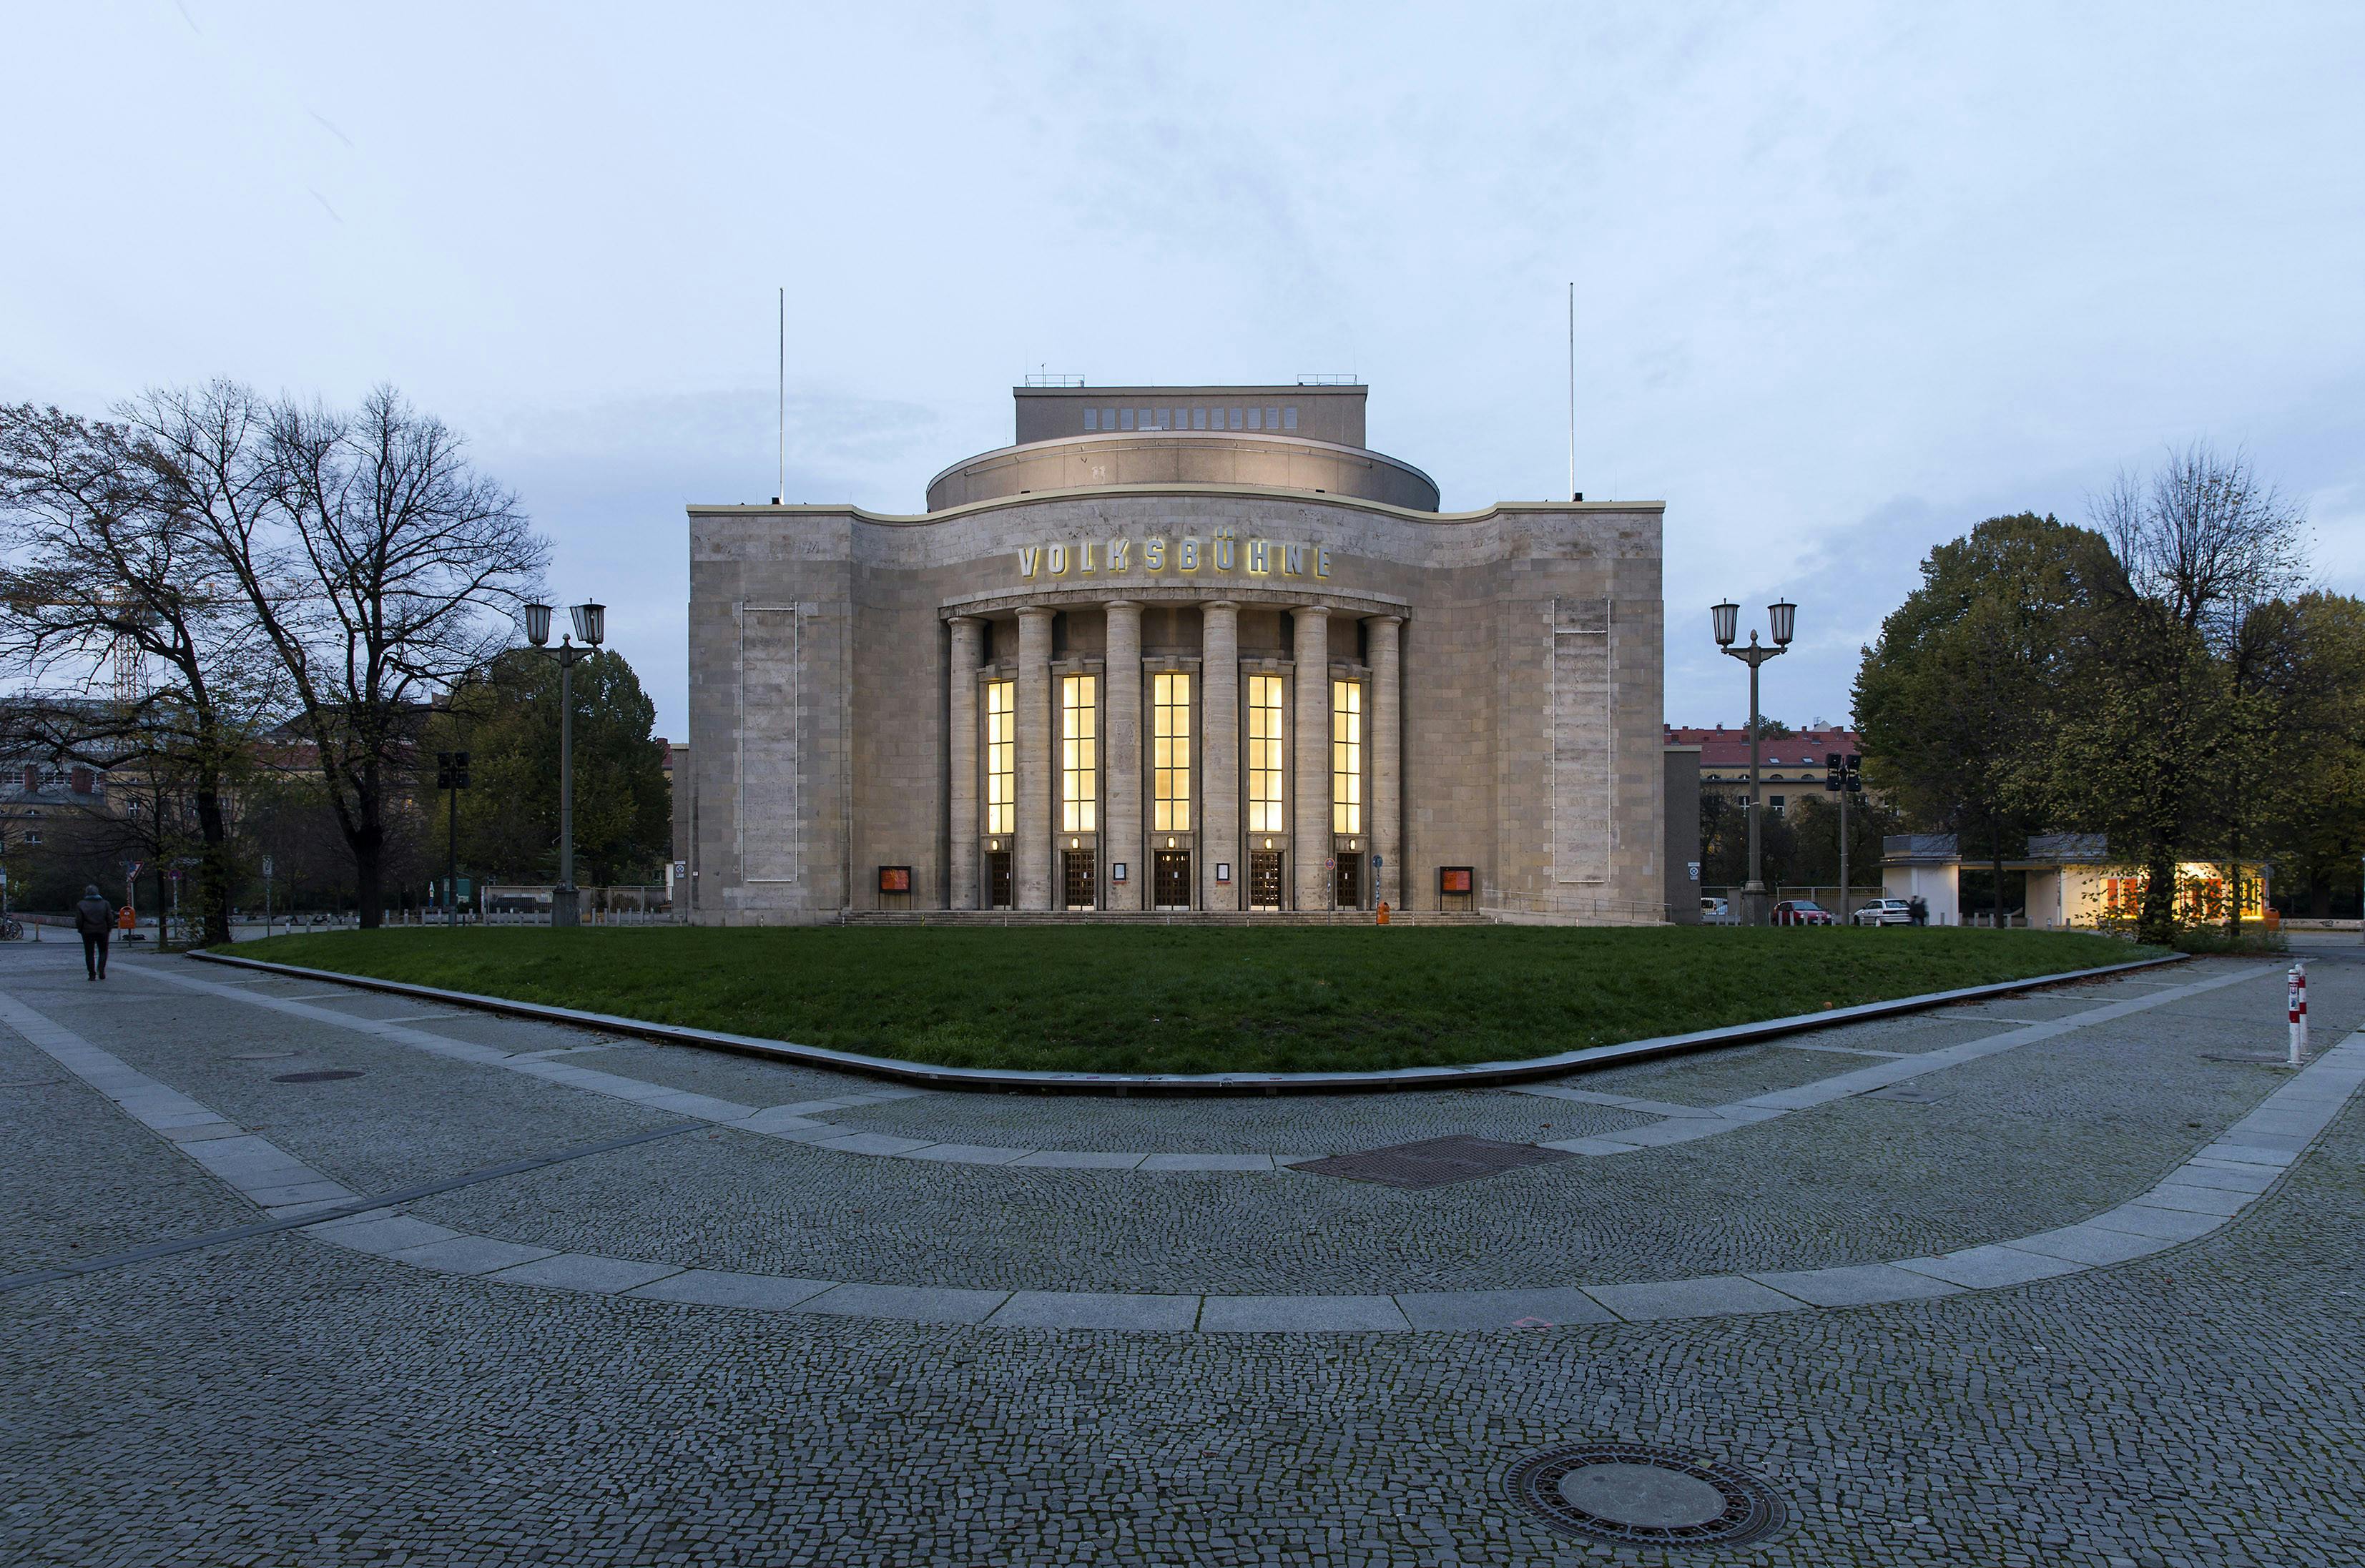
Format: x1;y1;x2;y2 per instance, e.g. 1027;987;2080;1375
1700;897;1738;926
1852;898;1914;927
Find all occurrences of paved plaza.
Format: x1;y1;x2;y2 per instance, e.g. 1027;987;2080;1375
4;940;2363;1565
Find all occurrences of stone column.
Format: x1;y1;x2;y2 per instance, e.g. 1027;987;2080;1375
947;617;983;909
1291;606;1332;909
1016;606;1053;911
1103;601;1144;911
1201;601;1241;911
1366;615;1402;910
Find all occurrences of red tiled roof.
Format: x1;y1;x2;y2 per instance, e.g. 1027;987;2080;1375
1665;724;1862;769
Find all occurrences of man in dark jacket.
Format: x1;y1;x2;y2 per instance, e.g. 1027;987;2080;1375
74;885;113;980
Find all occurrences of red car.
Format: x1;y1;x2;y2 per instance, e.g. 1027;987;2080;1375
1772;900;1834;926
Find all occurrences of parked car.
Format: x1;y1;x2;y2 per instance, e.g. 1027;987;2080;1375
1701;896;1736;925
1852;898;1914;927
1771;899;1834;926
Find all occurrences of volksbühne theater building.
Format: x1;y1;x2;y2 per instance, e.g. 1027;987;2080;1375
684;382;1666;923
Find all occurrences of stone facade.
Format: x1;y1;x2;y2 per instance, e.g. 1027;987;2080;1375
685;385;1666;924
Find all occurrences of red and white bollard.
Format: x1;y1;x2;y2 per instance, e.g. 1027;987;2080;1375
2287;962;2309;1065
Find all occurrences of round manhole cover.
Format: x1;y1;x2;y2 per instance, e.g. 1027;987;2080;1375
272;1070;365;1083
1508;1444;1784;1547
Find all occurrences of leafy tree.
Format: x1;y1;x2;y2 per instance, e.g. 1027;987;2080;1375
428;646;669;889
1854;513;2110;924
2046;446;2309;943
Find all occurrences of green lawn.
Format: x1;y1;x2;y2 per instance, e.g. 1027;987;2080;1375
225;924;2165;1076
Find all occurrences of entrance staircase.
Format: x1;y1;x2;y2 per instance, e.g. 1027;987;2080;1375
840;908;1496;928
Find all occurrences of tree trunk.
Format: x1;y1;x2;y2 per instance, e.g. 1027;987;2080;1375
194;785;233;947
2136;837;2178;947
352;821;385;930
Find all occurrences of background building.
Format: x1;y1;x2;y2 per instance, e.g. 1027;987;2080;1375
685;380;1668;923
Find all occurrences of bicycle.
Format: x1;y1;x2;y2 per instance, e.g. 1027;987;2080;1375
1;917;22;942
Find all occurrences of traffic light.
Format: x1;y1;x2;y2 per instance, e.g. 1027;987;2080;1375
1844;754;1862;793
436;750;471;791
1824;752;1844;792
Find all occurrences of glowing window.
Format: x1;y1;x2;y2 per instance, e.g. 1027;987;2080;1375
1152;671;1191;832
1061;674;1098;833
985;680;1014;835
1247;674;1286;833
1332;680;1362;834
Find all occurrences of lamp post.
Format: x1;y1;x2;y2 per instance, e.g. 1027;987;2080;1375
523;598;605;928
1712;598;1796;928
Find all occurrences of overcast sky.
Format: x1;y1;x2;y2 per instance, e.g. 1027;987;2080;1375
8;3;2361;741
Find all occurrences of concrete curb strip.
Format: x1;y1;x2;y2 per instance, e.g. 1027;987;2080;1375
184;947;2191;1096
141;957;2263;1173
6;972;2358;1333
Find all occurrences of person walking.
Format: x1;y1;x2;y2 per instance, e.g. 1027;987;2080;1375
74;885;114;980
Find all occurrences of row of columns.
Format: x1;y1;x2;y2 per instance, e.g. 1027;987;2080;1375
947;601;1401;912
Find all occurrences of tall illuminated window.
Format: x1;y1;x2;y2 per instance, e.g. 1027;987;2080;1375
1061;674;1098;832
1152;671;1191;832
1331;679;1362;834
985;680;1014;834
1247;674;1285;832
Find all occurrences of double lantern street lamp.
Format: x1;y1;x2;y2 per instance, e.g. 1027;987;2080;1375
1711;598;1797;928
523;598;605;928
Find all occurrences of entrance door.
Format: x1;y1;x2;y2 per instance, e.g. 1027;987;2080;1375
1154;850;1191;910
1334;852;1362;909
1062;849;1096;910
988;852;1013;909
1248;851;1284;910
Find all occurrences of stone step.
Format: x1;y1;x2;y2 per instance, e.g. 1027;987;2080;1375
840;909;1497;927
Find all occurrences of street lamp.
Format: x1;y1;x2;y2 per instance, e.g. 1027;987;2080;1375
1713;598;1796;927
523;598;605;928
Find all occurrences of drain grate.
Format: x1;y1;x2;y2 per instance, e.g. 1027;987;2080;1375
1294;1135;1574;1190
272;1070;365;1083
1508;1444;1784;1548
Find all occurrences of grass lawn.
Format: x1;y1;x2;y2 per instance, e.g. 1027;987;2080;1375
225;924;2165;1077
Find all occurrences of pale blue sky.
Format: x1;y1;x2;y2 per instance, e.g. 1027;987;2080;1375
8;3;2361;741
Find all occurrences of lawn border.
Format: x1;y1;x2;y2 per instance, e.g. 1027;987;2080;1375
182;944;2188;1096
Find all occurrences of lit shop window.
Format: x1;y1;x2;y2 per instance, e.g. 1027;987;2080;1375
1152;671;1192;832
1061;674;1098;833
1332;679;1362;834
1247;674;1286;832
985;680;1015;835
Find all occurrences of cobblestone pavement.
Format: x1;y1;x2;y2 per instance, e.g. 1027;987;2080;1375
5;942;2363;1565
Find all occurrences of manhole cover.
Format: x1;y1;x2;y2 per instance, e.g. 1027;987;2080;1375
1295;1135;1575;1190
272;1070;365;1083
1508;1444;1784;1547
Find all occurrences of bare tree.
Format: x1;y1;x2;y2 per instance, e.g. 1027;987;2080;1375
0;403;281;945
125;384;547;926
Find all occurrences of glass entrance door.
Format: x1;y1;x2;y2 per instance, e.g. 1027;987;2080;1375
1333;852;1362;909
1062;849;1096;911
988;852;1013;909
1153;850;1191;910
1248;851;1284;910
